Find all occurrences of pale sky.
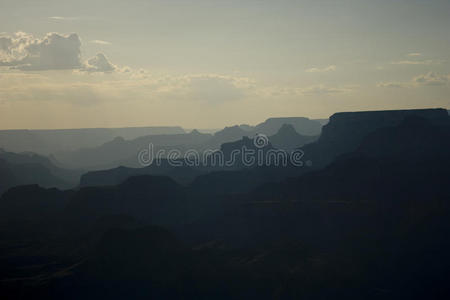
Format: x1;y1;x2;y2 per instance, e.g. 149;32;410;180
0;0;449;129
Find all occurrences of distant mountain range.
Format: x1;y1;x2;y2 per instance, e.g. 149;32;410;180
54;130;214;169
1;108;450;299
0;126;185;154
4;108;449;232
54;117;323;170
0;149;82;195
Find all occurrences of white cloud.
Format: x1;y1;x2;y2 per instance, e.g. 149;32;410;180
48;16;79;21
0;32;119;73
0;32;82;70
82;53;116;73
391;59;440;65
298;84;351;95
407;53;422;57
90;40;111;45
305;65;336;73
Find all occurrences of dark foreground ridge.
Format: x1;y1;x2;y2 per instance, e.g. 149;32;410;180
0;108;450;299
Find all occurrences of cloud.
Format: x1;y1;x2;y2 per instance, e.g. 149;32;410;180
378;72;450;89
0;32;119;73
377;82;407;88
391;60;440;65
413;72;450;86
184;75;246;103
90;40;111;45
305;65;336;73
298;84;351;95
151;74;253;104
82;53;116;73
0;32;82;70
48;16;79;21
407;53;422;57
0;71;253;106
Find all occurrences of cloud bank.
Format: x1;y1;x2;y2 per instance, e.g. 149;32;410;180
0;32;118;72
378;72;450;88
413;72;450;86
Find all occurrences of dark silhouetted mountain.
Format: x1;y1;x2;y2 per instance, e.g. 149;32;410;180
3;109;450;300
313;118;329;126
59;226;211;300
0;126;185;155
239;124;253;131
190;169;267;196
0;185;73;221
0;130;49;154
65;175;186;228
253;117;322;136
268;124;318;150
252;114;450;203
91;226;185;276
79;160;205;187
206;125;251;148
54;131;213;169
219;135;274;164
357;115;450;159
206;117;324;149
0;149;82;194
52;117;325;170
0;159;17;194
301;108;450;168
0;159;69;195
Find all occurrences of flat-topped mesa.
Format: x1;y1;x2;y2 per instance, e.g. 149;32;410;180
320;108;449;146
300;108;450;168
328;108;448;124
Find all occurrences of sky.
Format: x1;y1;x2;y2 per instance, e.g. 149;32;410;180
0;0;449;129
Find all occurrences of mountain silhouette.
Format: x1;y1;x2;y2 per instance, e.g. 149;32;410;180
80;160;205;187
0;126;185;155
268;124;318;150
0;149;81;195
253;117;322;136
2;108;450;300
54;130;213;169
301;108;450;168
65;175;186;228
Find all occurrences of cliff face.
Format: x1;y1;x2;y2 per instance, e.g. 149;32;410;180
320;108;449;146
302;108;450;167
